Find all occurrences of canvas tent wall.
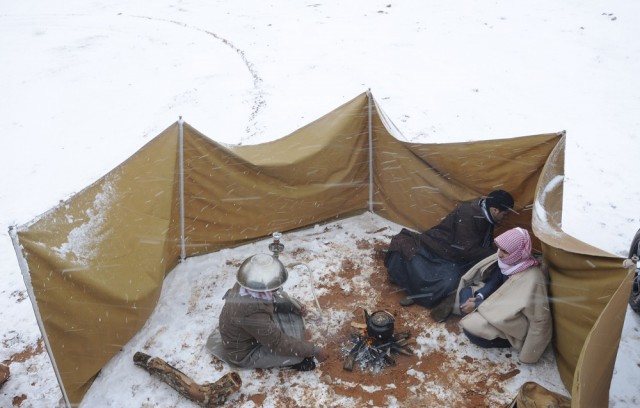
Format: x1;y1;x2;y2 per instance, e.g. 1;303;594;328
531;136;633;406
11;92;629;407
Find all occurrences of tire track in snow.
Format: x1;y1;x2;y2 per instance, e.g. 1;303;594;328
127;14;266;143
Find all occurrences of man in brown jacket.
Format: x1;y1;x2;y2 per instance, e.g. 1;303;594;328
385;190;514;308
206;253;328;370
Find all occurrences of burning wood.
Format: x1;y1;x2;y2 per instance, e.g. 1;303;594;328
342;326;414;372
133;351;241;407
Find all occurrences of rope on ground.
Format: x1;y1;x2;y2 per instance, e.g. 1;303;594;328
287;262;323;322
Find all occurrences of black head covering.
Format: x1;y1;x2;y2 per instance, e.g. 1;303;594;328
485;190;514;211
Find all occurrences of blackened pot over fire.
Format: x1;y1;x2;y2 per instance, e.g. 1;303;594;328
365;310;395;341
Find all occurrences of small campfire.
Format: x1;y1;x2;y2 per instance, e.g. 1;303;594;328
342;310;414;372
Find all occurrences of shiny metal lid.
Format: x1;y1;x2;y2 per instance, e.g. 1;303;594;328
236;253;288;292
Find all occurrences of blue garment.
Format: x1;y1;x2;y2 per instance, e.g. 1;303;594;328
387;245;473;308
459;262;513;349
459;262;505;311
462;328;511;349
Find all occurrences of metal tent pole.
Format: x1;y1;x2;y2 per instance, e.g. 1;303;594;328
367;89;374;213
8;226;72;408
178;117;186;261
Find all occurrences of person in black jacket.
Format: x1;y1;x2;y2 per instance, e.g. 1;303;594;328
623;228;640;313
385;190;514;308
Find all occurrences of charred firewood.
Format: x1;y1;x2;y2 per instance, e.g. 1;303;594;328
393;338;409;348
343;338;365;371
133;351;241;407
343;320;413;372
343;353;356;371
391;343;413;356
392;330;411;341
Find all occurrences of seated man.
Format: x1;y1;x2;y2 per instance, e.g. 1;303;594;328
459;227;552;364
622;227;640;313
385;190;514;308
206;253;328;370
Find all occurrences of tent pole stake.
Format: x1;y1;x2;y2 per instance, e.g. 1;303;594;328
8;226;72;408
178;117;186;261
367;89;374;213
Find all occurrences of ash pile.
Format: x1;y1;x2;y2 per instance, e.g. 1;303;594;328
342;310;413;372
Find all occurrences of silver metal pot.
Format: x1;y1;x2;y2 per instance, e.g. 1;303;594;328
236;253;288;292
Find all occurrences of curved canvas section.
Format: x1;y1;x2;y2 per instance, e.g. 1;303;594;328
15;125;181;402
571;268;634;407
532;136;627;405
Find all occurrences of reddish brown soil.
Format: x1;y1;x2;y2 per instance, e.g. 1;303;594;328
2;338;45;407
231;233;519;407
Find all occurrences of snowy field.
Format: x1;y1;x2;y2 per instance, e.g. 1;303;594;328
1;1;639;406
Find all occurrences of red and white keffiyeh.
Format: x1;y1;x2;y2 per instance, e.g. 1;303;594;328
239;286;275;301
494;227;539;276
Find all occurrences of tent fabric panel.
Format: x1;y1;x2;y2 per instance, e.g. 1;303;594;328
544;244;627;391
532;136;614;257
571;268;634;407
370;105;561;250
405;133;561;195
532;133;627;398
229;93;370;168
16;126;181;403
370;114;467;230
176;96;371;256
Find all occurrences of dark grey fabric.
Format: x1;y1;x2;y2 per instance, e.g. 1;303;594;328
387;245;473;308
627;228;640;314
462;328;511;349
211;284;314;368
207;309;307;368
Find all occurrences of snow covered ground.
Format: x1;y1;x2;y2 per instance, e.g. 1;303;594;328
1;1;639;406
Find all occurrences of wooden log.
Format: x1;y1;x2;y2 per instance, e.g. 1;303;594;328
0;364;9;389
343;353;356;371
392;330;411;341
400;347;413;356
393;338;408;348
343;337;366;371
383;352;396;366
133;351;241;407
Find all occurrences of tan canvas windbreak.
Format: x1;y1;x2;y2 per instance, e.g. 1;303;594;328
531;136;631;406
12;92;628;406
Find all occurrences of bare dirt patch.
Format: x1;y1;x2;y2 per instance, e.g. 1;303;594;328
3;338;44;366
82;215;544;407
266;231;517;407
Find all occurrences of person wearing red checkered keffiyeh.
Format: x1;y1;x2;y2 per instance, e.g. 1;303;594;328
494;227;539;276
455;228;539;319
458;227;552;363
